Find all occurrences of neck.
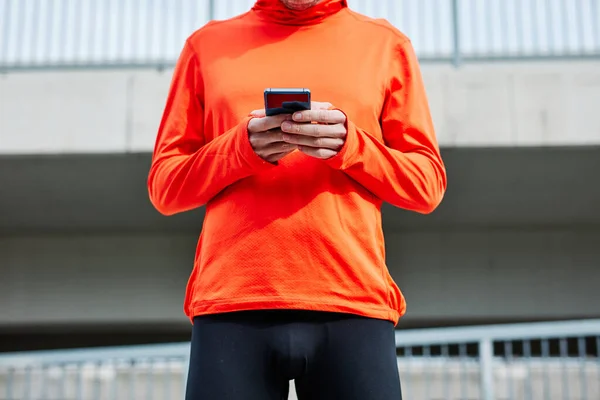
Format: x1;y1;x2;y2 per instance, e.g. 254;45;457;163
252;0;347;26
280;0;323;11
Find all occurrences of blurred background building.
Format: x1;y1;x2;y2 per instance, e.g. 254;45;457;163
0;0;599;399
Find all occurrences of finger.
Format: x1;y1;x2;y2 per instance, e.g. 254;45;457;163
249;114;293;133
253;114;292;132
311;101;333;110
292;109;346;124
281;121;347;138
298;146;338;160
250;109;266;118
249;129;285;149
266;149;296;163
258;142;297;158
281;133;344;150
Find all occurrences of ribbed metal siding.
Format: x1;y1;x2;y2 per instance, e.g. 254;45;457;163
0;0;599;70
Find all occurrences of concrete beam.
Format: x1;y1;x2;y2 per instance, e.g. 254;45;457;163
1;61;599;154
1;228;598;330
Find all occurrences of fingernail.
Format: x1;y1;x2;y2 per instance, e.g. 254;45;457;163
293;113;302;120
282;134;290;141
282;122;291;130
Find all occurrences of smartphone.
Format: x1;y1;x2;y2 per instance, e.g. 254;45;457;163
264;88;311;116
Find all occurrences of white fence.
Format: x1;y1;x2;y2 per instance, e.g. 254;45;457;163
1;319;599;399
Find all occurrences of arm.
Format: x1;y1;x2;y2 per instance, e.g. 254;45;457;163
147;40;274;216
324;39;447;214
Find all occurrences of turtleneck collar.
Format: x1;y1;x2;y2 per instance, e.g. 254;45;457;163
252;0;347;26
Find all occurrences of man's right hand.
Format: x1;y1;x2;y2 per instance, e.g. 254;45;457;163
247;110;297;163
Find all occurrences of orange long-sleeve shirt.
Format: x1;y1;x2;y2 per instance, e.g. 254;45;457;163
148;0;446;325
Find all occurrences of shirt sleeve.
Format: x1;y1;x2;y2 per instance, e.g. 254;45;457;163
147;40;275;216
324;39;447;214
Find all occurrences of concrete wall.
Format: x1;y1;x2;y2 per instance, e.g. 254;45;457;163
1;228;598;330
1;60;599;347
1;145;599;337
1;61;600;154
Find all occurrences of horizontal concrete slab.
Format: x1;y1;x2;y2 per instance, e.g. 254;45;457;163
0;147;599;234
1;146;598;332
0;71;131;153
1;61;599;154
1;228;598;330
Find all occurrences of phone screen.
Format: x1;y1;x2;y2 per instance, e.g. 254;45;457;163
265;93;310;109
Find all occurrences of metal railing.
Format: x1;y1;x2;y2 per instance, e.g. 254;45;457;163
0;0;599;71
394;318;600;400
1;318;599;400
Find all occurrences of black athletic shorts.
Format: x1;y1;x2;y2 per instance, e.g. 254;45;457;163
184;310;402;399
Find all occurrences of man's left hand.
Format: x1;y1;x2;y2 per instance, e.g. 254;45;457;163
280;103;347;160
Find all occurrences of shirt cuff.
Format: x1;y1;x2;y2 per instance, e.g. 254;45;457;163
236;116;279;170
322;107;359;170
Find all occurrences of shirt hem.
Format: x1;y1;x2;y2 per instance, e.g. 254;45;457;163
187;297;402;326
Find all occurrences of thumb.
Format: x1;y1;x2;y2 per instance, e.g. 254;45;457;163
311;101;333;111
249;109;266;118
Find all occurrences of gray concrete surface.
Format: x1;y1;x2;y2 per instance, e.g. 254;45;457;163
0;146;599;331
1;227;599;329
1;61;599;154
1;147;599;234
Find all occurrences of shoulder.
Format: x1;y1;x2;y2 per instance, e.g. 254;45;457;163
185;11;254;52
344;9;411;47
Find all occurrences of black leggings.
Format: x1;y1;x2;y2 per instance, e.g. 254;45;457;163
185;310;402;400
